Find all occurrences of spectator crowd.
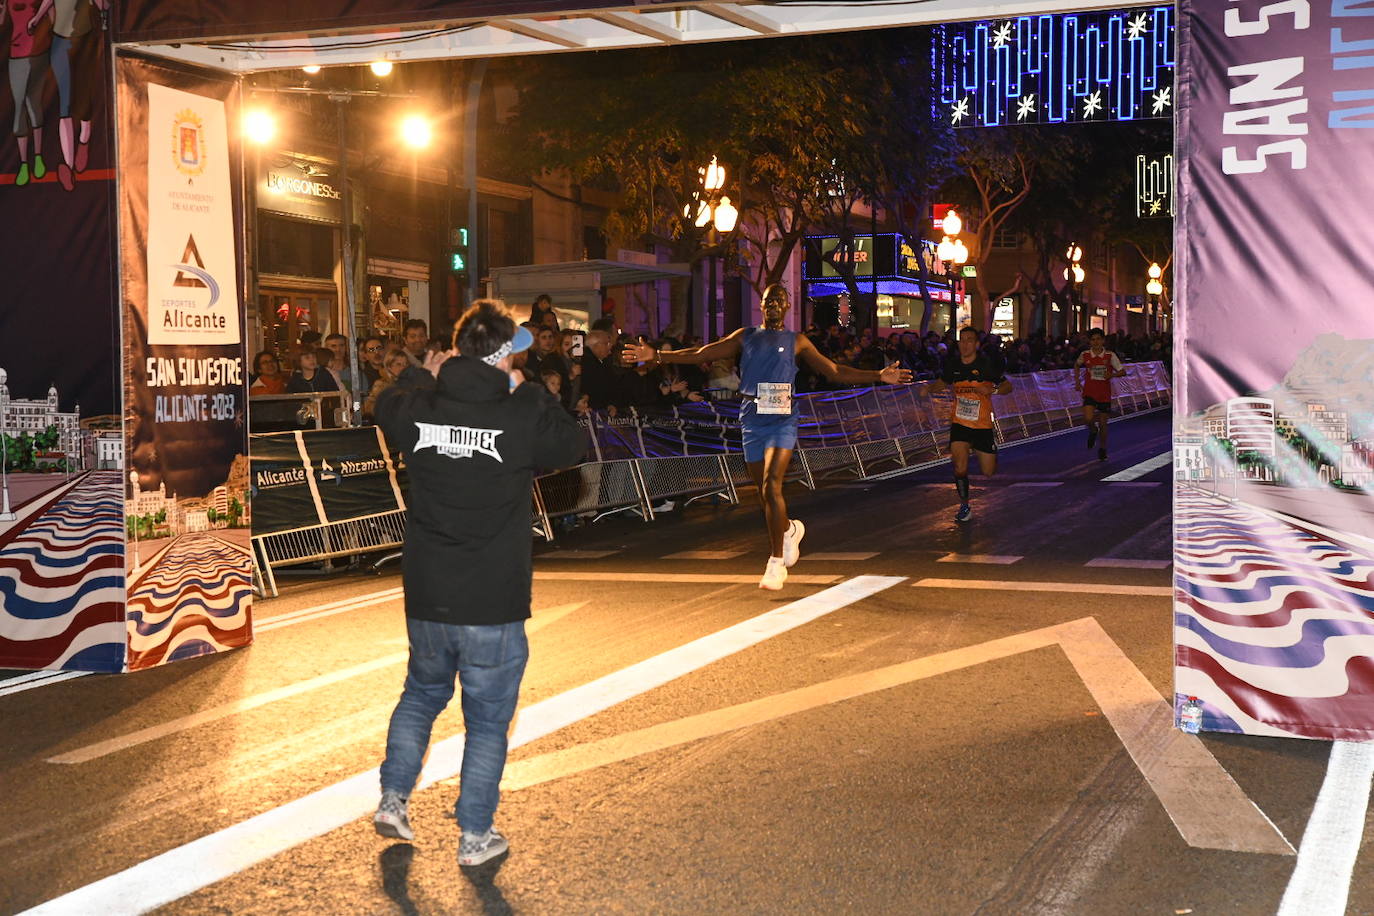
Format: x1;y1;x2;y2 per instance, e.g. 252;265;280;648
247;294;1171;425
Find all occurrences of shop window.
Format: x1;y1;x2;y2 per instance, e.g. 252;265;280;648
991;228;1021;250
582;225;607;261
259;215;335;279
367;278;410;338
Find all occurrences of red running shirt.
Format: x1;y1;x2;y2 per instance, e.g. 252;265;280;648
1077;349;1122;402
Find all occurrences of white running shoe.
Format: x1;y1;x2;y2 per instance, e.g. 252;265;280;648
783;519;805;568
759;556;788;591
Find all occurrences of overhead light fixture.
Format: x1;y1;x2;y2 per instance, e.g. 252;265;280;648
302;65;321;75
242;108;277;145
399;114;433;150
370;60;393;77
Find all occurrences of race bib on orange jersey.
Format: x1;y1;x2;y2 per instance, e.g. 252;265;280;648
950;381;993;429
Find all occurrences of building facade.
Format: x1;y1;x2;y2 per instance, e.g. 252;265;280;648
0;369;83;465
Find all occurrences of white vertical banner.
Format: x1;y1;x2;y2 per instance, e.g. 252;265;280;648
145;83;241;346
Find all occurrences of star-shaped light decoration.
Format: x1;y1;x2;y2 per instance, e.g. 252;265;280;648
1149;198;1163;215
1152;86;1173;115
1127;12;1150;41
1016;94;1037;121
991;21;1013;49
951;97;970;125
1082;90;1103;118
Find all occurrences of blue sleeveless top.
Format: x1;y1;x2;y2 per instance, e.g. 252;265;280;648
739;327;796;398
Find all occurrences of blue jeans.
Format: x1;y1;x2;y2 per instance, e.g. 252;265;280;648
380;617;529;835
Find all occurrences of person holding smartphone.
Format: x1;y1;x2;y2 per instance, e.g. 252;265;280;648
622;284;911;590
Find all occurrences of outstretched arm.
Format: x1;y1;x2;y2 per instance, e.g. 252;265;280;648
622;330;745;367
797;335;912;387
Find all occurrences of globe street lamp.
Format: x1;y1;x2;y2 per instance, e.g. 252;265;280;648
1063;243;1085;334
0;368;13;522
1146;262;1165;334
936;209;969;332
687;156;739;340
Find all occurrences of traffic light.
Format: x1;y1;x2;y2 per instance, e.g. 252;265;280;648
449;227;469;275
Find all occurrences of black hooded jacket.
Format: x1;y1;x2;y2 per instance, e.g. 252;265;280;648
376;358;584;625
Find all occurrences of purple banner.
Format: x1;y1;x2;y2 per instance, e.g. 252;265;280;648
1175;0;1374;739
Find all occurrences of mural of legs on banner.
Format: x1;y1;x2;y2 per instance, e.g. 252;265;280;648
0;5;124;673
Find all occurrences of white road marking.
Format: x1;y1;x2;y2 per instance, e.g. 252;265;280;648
19;576;903;915
537;549;622;560
45;603;590;766
937;553;1023;565
0;670;88;698
1011;481;1064;488
1277;741;1374;916
253;587;403;633
535;571;839;584
914;578;1173;597
1085;558;1171;570
663;550;746;560
499;616;1292;856
806;552;880;561
1107;481;1162;488
1102;451;1171;482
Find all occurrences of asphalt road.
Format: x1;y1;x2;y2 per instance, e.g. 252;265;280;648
2;411;1366;915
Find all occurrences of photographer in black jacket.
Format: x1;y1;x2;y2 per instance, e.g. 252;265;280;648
371;299;584;867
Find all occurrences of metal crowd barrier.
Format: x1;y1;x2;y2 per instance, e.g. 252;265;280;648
530;362;1171;539
253;508;408;596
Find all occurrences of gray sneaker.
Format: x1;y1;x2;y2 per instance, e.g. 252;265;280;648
459;828;509;866
374;790;414;841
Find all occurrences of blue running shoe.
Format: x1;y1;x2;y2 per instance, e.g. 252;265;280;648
955;503;972;523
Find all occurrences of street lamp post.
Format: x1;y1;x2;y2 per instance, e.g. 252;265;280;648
129;468;139;563
1063;243;1085;335
0;368;13;522
1146;262;1164;335
689;157;738;340
935;209;969;333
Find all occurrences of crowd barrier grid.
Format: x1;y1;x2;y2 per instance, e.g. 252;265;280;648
528;361;1171;540
245;365;1170;568
253;508;408;596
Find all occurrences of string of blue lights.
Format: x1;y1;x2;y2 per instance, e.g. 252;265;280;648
936;6;1175;128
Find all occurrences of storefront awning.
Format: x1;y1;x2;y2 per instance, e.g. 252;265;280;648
806;278;961;302
116;1;1131;73
493;259;688;293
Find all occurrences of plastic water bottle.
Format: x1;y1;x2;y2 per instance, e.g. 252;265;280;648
1179;696;1203;734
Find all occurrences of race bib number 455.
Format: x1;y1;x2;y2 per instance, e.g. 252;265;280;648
756;382;793;415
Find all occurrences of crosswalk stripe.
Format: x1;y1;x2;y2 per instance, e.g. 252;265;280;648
937;553;1023;565
806;552;880;561
914;578;1172;597
663;550;746;560
1103;451;1172;482
1085;558;1171;570
537;549;622;560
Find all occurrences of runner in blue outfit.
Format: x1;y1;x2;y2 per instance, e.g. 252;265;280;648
623;284;911;589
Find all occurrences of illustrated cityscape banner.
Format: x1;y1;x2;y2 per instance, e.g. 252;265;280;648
1174;0;1374;740
936;6;1175;127
0;8;126;674
115;56;253;671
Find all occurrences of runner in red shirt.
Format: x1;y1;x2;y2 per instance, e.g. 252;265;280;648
1074;329;1125;461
